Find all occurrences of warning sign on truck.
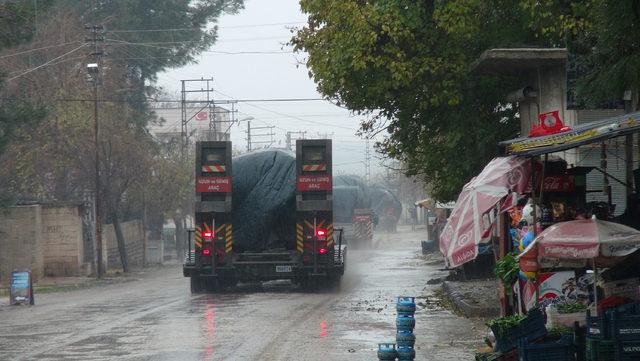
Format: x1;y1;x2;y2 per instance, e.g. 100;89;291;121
296;175;332;191
196;176;232;193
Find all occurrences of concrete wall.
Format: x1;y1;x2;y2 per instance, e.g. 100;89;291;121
0;205;44;284
41;205;84;277
519;64;577;138
103;220;144;270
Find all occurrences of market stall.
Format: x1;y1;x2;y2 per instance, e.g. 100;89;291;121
474;111;640;360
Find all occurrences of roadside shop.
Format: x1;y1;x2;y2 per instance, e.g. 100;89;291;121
479;113;640;361
440;111;640;360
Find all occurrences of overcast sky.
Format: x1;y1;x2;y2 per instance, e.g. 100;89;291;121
156;0;387;177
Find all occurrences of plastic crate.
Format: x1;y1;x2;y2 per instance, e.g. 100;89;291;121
496;348;518;361
475;352;498;361
585;338;615;361
611;314;640;341
491;308;547;354
519;335;575;361
615;339;640;361
586;309;611;339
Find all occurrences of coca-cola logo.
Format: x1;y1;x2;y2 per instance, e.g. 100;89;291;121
506;167;523;188
456;232;471;247
543;176;574;192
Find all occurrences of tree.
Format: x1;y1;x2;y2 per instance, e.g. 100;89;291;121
292;1;520;201
293;0;638;201
0;0;244;269
0;2;48;157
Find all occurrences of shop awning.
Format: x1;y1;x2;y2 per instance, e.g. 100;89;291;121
499;111;640;156
440;156;531;268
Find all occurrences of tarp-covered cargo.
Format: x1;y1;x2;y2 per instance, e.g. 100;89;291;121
231;150;297;252
368;185;402;220
333;175;371;223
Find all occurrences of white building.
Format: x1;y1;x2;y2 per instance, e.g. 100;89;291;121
150;103;232;143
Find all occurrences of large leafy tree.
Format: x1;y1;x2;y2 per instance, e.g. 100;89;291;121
292;1;521;201
0;0;244;268
293;0;636;201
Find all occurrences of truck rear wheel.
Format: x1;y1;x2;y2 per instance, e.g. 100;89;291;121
190;276;204;294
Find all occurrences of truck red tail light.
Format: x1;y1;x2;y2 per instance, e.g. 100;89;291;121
319;247;327;255
203;231;213;240
202;248;211;256
316;228;327;240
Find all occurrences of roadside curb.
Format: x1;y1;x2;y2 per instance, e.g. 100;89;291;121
442;281;500;318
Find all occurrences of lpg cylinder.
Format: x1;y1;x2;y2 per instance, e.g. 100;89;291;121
377;343;398;360
397;345;416;360
396;329;415;347
396;312;415;331
396;297;416;313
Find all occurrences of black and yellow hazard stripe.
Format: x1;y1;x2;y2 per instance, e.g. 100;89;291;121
215;223;225;236
296;223;304;252
195;225;203;249
304;219;313;230
327;223;334;247
366;219;373;241
225;223;233;253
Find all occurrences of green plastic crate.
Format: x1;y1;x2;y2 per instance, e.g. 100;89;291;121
585;338;615;361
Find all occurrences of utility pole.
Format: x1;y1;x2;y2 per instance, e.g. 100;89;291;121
246;120;251;152
85;24;104;278
246;121;275;150
365;138;371;184
285;131;306;151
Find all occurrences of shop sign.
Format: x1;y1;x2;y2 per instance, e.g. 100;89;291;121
196;176;231;193
521;271;575;311
296;175;332;191
10;269;33;305
543;175;575;192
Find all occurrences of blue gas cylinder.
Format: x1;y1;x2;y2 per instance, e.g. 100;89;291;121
396;296;416;313
396;329;415;347
377;342;398;360
397;345;415;360
396;312;415;331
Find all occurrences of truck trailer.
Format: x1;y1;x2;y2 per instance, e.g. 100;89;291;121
183;139;346;292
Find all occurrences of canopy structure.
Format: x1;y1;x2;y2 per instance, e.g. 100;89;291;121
440;156;531;268
519;218;640;268
499;111;640;156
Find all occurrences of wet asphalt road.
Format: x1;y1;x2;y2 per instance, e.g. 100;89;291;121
0;226;484;360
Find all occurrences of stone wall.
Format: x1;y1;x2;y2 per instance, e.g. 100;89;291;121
41;205;84;277
0;205;43;283
103;220;144;270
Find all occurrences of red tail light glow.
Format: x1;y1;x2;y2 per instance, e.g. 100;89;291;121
319;248;327;255
203;231;213;240
202;249;211;256
316;229;327;238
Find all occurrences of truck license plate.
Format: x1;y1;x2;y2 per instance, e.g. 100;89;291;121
275;265;292;273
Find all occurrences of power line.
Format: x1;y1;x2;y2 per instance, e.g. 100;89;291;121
107;22;305;33
0;40;81;59
0;97;327;103
6;43;88;82
212;89;356;131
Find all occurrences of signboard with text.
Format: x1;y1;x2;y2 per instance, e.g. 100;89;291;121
296;175;332;191
542;175;575;192
10;270;33;305
196;176;232;193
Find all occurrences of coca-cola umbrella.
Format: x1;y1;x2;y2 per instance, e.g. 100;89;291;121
519;218;640;265
440;156;531;268
519;218;640;314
